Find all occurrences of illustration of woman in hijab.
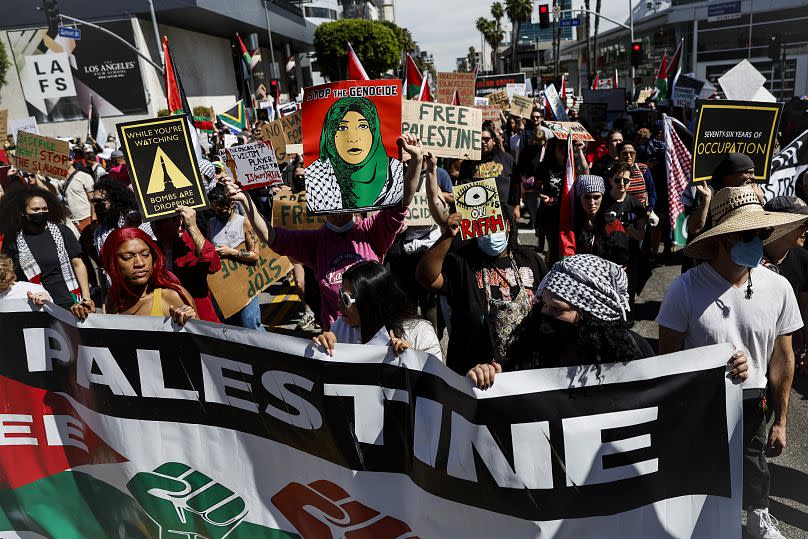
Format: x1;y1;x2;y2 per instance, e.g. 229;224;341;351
305;96;402;213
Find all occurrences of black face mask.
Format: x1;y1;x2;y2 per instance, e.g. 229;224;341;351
27;212;49;225
92;203;107;216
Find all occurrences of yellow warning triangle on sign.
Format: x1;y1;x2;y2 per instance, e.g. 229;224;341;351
147;146;193;194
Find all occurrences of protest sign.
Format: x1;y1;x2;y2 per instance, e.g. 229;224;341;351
479;105;502;122
474;96;489;106
0;303;741;538
718;59;770;101
117;116;208;221
762;165;808;203
488;90;510;111
278;101;298;117
405;178;435;226
207;242;292;318
13;131;70;179
544;121;595;141
0;110;7;141
219;141;282;190
506;82;527;98
8;116;38;141
672;86;696;108
543;84;569;121
509;95;534;119
303;79;403;215
223;134;237;148
286;143;303;155
271;191;327;230
673;74;707;100
401;101;482;160
259;119;289;163
582;88;627;112
475;72;526;96
578;102;608;126
437;72;475;105
637;87;654;104
454;177;504;239
692;100;783;183
280;110;302;144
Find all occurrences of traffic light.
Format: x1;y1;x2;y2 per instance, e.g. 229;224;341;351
538;4;550;29
269;79;280;102
768;34;782;61
630;41;643;67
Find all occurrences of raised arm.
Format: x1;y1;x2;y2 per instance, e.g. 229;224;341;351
399;134;423;208
415;212;461;292
225;179;276;246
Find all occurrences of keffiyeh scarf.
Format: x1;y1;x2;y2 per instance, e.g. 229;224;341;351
17;222;80;301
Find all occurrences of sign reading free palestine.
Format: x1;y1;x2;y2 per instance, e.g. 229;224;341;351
402;100;482;160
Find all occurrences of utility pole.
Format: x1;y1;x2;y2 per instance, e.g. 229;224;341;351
146;0;164;71
629;0;635;99
263;0;278;79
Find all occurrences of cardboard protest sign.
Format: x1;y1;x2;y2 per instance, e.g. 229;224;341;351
13;131;70;178
453;174;504;240
8;116;38;141
219;141;282;190
672;86;696;108
259;119;290;162
0;110;7;141
543;84;569;121
117;116;208;221
280;111;302;144
303;80;403;215
582;88;627;112
475;72;526;97
692;100;783;183
506;83;527;98
405;180;435;226
488;90;510;111
479;105;502;122
544;121;595;141
272;191;327;230
509;95;534;119
637;87;654;104
207;242;292;319
437;72;475;105
401;101;482;160
578;102;608;126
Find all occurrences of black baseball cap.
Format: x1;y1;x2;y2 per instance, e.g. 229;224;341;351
764;196;808;215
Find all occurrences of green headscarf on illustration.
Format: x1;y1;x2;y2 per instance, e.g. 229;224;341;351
319;96;391;208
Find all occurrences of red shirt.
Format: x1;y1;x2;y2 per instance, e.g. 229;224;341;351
163;231;221;323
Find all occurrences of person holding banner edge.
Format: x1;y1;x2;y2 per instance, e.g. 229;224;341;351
226;134;425;330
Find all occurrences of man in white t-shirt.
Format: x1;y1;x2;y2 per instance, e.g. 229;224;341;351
657;185;807;539
53;163;96;233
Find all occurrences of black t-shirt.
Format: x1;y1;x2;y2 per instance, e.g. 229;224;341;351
441;242;548;375
591;153;617;178
3;223;82;308
775;247;808;299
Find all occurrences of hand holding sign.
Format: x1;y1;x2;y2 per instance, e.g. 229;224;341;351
453;177;504;240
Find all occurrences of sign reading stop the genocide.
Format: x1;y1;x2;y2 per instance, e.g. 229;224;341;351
401;101;482;160
14;131;70;179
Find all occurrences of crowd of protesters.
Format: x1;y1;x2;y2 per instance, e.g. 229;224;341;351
2;85;807;539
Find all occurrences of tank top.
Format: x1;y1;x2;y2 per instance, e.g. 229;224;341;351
150;288;164;317
208;214;246;249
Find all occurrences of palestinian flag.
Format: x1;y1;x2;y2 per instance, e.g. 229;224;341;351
451;89;460;106
346;42;369;81
162;35;203;162
405;53;422;99
87;94;108;145
591;72;599;90
654;51;669;101
416;70;432;102
218;100;247;134
667;38;684;98
193;116;215;132
237;33;260;71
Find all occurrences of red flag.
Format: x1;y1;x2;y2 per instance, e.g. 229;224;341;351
560;75;567;99
668;38;683;78
405;53;423;99
417;70;432;102
591;72;599;90
655;51;669;80
559;137;577;258
346;43;369;81
451;89;460;105
162;36;202;162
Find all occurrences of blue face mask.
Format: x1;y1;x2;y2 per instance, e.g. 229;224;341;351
477;231;508;256
730;236;763;268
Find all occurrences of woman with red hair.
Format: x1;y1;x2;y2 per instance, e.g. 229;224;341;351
101;227;197;324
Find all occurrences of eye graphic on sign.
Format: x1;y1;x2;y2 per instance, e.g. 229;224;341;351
460;183;497;208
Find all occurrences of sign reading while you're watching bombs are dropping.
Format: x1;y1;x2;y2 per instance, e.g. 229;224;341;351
401;101;482;160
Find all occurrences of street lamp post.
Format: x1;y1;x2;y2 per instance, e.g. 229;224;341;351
629;0;635;98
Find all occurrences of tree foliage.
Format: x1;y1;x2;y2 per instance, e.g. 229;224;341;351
380;20;415;54
506;0;533;71
314;19;400;81
0;37;10;100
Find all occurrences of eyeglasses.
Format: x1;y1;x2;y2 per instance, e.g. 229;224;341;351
613;177;632;185
338;286;356;309
741;227;774;242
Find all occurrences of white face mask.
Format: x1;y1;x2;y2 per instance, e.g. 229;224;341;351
325;217;355;234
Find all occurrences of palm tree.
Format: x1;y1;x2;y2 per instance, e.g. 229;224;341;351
506;0;533;73
476;17;488;72
592;0;602;80
489;2;506;73
467;46;478;71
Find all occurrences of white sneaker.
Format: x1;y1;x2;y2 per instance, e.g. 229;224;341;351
747;507;786;539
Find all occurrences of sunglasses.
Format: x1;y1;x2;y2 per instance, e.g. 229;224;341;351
620;150;636;156
613;177;632;185
481;136;492;142
338;286;356;309
741;227;774;242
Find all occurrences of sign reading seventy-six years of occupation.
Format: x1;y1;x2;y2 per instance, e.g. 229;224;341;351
692;100;783;183
117;116;208;221
401;101;482;160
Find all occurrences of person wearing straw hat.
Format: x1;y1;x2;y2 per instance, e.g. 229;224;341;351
657;185;807;539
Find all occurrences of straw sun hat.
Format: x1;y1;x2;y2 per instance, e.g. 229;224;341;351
684;185;808;260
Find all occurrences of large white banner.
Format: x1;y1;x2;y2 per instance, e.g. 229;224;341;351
0;301;741;538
